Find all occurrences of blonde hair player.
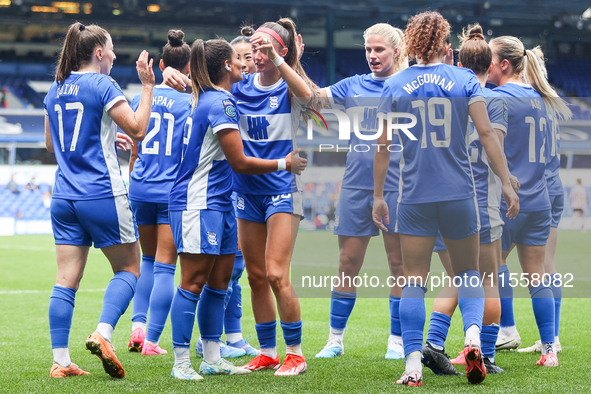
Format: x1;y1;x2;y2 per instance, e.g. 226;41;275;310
487;34;571;368
314;23;408;361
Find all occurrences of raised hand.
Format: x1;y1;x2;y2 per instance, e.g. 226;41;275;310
136;50;155;87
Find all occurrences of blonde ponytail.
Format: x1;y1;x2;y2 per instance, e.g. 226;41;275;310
524;48;572;120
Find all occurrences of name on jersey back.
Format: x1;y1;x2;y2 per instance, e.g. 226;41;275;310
403;73;456;94
153;95;175;109
56;83;80;97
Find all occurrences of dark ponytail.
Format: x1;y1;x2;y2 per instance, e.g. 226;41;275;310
161;29;190;72
257;17;319;107
189;38;234;107
55;22;109;83
458;23;491;76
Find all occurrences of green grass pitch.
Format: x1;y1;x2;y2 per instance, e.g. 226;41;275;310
0;231;590;393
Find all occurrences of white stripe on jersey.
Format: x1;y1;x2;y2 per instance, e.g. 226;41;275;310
212;123;239;133
114;195;136;244
394;143;405;233
182;209;202;253
186;126;226;210
466;120;481;233
325;87;337;108
239;113;292;142
100;109;127;197
105;96;127;112
468;96;485;106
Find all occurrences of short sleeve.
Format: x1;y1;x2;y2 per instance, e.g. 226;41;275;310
209;95;240;134
377;81;395;115
97;76;127;111
327;77;353;107
487;96;508;136
466;74;485;106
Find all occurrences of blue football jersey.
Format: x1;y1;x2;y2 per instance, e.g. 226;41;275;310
231;73;301;195
168;90;239;212
467;87;508;208
44;72;128;200
328;74;401;191
377;63;484;203
128;86;191;203
494;82;550;212
544;109;564;196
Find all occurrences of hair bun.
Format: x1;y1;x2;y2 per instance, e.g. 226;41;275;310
240;26;255;37
167;29;185;47
468;25;484;40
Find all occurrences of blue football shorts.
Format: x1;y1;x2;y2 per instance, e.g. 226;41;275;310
51;195;138;248
169;209;238;255
397;197;480;240
549;193;564;228
501;209;551;250
129;199;169;226
234;191;303;223
334;188;398;236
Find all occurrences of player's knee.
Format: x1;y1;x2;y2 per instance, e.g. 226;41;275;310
246;269;267;287
338;253;362;275
266;270;290;291
388;261;404;278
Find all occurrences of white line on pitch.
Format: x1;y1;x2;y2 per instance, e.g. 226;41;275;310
0;288;106;295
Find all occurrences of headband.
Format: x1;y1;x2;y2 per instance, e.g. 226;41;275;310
255;27;286;49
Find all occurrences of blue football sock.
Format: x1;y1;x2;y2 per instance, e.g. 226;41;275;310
400;283;427;356
224;281;243;334
281;320;303;346
197;285;226;342
530;283;555;344
426;311;451;350
224;257;245;334
550;273;562;337
171;286;200;348
498;265;515;327
389;296;401;336
481;324;500;359
99;271;137;327
131;255;155;324
255;320;277;349
49;286;76;348
329;290;356;330
145;262;176;343
456;270;484;333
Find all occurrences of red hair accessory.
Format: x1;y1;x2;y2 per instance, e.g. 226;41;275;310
255;27;286;49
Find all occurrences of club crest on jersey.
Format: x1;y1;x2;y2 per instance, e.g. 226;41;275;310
502;101;509;123
107;76;123;92
222;99;237;119
237;196;245;210
270;96;279;108
207;232;218;245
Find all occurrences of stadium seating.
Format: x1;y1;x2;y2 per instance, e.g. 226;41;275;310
0;183;51;220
